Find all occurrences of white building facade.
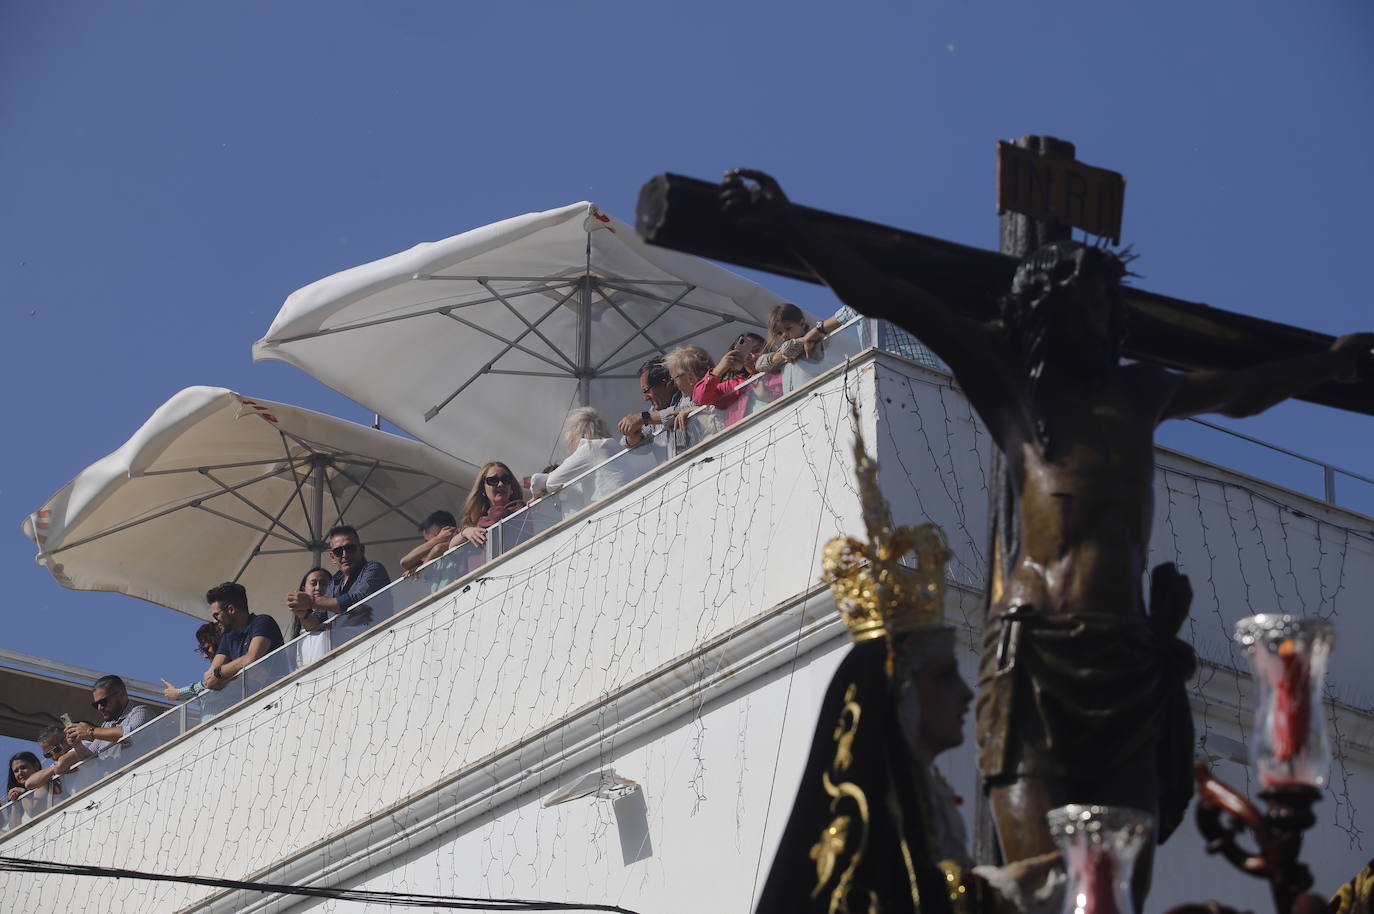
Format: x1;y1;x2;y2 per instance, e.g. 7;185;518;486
2;350;1370;914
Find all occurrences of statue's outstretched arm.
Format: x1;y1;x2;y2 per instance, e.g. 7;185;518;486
1163;332;1374;422
721;170;1018;430
720;170;981;344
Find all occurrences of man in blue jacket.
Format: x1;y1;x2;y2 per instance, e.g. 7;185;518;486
286;524;391;629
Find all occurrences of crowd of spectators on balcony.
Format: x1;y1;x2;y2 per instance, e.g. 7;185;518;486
5;301;859;827
5;674;160;823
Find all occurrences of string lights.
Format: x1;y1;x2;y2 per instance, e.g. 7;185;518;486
1;354;1366;912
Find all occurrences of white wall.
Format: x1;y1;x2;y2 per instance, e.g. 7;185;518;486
2;351;1369;914
0;360;879;913
241;633;1373;914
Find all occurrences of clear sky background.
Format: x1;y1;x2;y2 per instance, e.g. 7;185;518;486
2;2;1371;765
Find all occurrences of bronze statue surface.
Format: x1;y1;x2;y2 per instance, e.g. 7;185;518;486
716;169;1374;898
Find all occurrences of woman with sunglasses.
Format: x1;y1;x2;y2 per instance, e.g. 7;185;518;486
451;462;527;553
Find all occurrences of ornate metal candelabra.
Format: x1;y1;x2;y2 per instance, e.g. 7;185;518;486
1168;615;1337;914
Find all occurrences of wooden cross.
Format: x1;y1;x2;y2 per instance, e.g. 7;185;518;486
634;153;1373;418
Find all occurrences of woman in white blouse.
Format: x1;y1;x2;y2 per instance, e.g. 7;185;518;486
528;407;626;513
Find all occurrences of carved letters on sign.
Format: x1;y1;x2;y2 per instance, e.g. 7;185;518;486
996;141;1126;242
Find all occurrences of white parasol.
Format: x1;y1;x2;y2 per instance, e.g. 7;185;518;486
251;202;790;473
22;387;476;632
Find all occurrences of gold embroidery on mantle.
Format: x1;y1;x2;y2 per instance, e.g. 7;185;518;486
1329;860;1374;914
833;684;860;772
810;815;850;891
809;683;876;914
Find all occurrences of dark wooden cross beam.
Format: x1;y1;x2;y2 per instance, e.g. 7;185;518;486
635;172;1373;418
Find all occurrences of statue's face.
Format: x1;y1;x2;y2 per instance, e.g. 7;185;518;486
1047;276;1115;356
895;640;973;760
1012;243;1124;375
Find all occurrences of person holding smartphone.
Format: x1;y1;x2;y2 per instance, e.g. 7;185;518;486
64;675;154;760
693;332;766;426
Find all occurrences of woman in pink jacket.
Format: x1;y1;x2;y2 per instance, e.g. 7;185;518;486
691;331;765;426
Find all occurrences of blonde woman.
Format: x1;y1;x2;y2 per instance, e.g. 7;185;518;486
528;407;626;511
664;345;725;457
451;461;526;550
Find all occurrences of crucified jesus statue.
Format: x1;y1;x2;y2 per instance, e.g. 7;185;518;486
717;169;1373;902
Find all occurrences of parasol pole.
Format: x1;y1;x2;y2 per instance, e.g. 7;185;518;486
575;231;593;407
311;453;327;567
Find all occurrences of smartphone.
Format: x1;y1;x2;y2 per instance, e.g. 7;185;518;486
732;333;752;351
59;713;74;727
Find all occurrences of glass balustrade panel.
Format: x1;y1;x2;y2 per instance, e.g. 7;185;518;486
243;642;299;699
97;711;182;771
3;352;853;829
192;676;243;722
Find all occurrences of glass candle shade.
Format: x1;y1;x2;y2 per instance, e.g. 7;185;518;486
1233;614;1335;789
1047;805;1153;914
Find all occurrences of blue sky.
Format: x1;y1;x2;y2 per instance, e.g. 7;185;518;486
2;2;1371;762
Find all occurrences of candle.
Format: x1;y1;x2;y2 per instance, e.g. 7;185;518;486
1234;615;1335;788
1047;805;1153;914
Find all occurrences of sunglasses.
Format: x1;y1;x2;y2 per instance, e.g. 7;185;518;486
43;747;63;760
91;696;112;710
484;474;513;487
331;543;361;558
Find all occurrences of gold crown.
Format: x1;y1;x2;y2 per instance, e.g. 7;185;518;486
823;407;951;642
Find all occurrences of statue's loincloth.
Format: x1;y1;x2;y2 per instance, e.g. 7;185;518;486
976;609;1195;791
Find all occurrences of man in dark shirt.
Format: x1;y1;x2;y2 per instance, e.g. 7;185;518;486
203;582;284;690
286;524;391;627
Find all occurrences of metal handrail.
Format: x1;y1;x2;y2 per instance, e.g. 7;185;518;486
857;314;1369;509
1185;417;1373;504
0;338;858;831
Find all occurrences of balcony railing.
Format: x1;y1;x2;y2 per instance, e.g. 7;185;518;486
1;335;862;834
8;318;1367;835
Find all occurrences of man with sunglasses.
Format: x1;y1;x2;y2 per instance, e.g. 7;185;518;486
63;674;154;759
203;582;285;690
286;524;391;627
36;726;72;769
11;725;78;799
617;356;684;447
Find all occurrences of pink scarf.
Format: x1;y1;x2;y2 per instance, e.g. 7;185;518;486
478;499;526;528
